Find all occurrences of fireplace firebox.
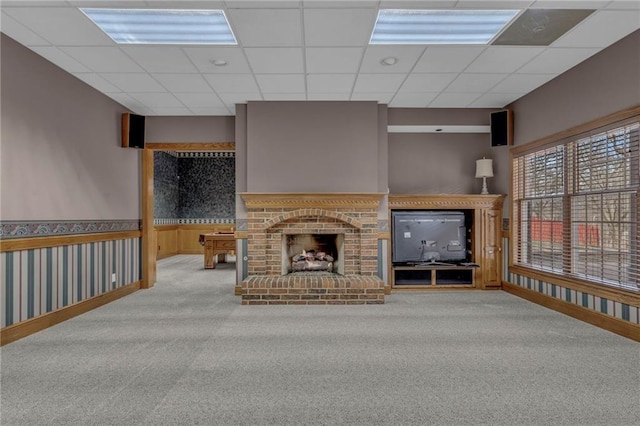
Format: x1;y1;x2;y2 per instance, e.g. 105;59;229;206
283;233;343;274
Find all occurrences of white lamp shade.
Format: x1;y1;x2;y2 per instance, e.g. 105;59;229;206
475;158;494;178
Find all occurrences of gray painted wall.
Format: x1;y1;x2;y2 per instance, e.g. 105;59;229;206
245;101;381;193
388;133;501;195
145;116;235;142
387;108;507;196
0;34;140;220
510;30;640;146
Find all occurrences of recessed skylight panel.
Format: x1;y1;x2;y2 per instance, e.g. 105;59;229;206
370;9;520;44
80;9;237;45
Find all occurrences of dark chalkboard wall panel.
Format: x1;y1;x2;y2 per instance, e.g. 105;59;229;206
154;152;235;220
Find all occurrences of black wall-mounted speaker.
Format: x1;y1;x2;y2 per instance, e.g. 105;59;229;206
490;109;513;147
121;113;145;148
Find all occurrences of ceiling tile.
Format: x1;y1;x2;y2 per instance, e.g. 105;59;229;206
429;92;480;107
30;46;91;73
517;47;599;73
245;47;304;73
121;46;199;73
307;93;351;100
389;92;439;108
353;74;406;92
151;74;213;93
256;74;306;93
490;73;555;93
606;1;640;9
531;1;610;8
307;74;356;93
445;73;508;93
379;1;457;7
1;12;50;46
128;93;184;108
399;73;457;92
105;93;154;115
351;92;393;103
455;1;531;8
188;107;233;116
72;73;122;93
150;107;194;116
469;92;523;107
493;9;595;47
304;1;378;7
67;1;149;6
174;93;225;108
305;47;364;73
262;93;307;100
183;47;252;74
217;93;264;108
413;46;486;73
60;47;144;72
360;46;426;73
303;8;378;46
2;1;68;5
204;74;260;93
227;1;301;8
466;46;545;73
552;10;640;48
3;7;113;46
228;8;302;47
99;73;166;92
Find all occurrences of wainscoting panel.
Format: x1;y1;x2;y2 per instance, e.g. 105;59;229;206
1;238;140;328
502;238;640;326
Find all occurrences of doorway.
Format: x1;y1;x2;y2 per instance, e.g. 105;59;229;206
141;143;236;288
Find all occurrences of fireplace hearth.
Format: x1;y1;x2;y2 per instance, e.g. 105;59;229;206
238;193;386;305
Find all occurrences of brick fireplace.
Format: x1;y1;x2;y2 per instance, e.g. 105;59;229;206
238;193;385;305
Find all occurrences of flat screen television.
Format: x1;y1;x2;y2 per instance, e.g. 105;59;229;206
392;210;470;264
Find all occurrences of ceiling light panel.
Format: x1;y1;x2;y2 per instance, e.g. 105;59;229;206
370;9;520;44
79;8;237;44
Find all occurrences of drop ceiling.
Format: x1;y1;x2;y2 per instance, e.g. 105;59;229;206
2;1;638;116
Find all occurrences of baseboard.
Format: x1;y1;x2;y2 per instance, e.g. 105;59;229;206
0;281;141;346
157;251;178;260
502;282;640;342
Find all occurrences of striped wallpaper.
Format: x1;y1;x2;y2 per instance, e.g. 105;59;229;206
502;238;640;325
1;238;140;328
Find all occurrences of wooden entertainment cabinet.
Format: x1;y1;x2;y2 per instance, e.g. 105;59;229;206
388;194;505;290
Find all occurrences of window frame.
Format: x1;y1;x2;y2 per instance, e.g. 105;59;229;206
510;106;640;302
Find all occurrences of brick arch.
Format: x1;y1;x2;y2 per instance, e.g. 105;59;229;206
263;208;364;230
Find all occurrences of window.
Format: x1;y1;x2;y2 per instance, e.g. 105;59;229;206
512;116;639;292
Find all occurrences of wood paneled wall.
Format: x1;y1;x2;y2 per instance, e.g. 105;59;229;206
155;224;235;258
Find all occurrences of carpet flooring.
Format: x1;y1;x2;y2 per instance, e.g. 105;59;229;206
1;255;638;425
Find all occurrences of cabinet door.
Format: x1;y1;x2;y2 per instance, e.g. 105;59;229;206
482;209;502;288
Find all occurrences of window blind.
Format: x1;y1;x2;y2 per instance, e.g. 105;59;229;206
512;120;639;291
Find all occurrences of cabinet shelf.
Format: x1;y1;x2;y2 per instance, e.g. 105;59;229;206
393;266;474;287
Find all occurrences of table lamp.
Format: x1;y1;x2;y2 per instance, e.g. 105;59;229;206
475;158;494;195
